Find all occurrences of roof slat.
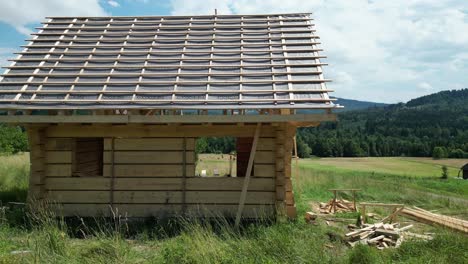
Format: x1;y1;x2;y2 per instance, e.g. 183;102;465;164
0;13;336;110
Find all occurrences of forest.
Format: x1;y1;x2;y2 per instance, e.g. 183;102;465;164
1;89;467;158
298;89;468;158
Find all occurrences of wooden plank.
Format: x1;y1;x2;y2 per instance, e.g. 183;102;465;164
113;191;183;204
185;204;275;218
0;114;337;124
360;203;405;207
103;151;195;164
235;123;261;227
45;138;73;151
48;125;275;138
54;204;274;218
54;204;182;217
186;178;275;191
45;177;276;191
47;190;274;204
46;177;110;190
187;191;274;204
103;164;196;177
401;208;468;233
254;164;276;177
103;138;195;151
256;138;275;151
254;151;275;164
48;191;109;203
45;164;72;177
46;151;72;163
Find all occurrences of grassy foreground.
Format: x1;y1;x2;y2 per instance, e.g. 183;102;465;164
0;153;467;263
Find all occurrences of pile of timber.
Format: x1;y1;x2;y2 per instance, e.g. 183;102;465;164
320;199;355;214
401;207;468;233
346;222;428;249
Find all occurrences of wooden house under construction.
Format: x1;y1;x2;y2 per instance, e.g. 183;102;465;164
0;13;338;220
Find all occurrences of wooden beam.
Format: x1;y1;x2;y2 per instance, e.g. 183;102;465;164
182;137;187;215
0;113;337;124
110;137;116;210
235;123;261;227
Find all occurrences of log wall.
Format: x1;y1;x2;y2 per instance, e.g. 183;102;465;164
28;123;296;218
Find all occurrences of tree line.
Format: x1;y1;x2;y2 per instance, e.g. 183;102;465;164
297;89;468;158
1;89;466;159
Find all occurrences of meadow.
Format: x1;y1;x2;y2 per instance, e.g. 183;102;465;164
0;153;467;263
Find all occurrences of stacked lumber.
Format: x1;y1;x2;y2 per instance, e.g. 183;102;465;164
346;222;424;249
401;207;468;233
320;199;355;214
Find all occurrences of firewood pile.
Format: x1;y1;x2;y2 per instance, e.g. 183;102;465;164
319;199;356;214
346;222;431;249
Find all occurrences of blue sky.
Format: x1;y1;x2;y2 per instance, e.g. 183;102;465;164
0;0;467;103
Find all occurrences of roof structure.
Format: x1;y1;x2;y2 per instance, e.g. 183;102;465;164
0;13;337;112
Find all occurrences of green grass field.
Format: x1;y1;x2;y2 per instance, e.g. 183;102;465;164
0;153;467;263
300;157;465;178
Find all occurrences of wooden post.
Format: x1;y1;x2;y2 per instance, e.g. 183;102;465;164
361;204;366;224
235;123;261;227
333;190;337;213
182;137;187;215
352;190;357;211
229;154;233;177
275;125;286;218
110;137;116;210
293;135;299;185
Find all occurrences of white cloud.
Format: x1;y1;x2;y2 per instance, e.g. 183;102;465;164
170;0;468;102
170;0;232;16
0;0;107;35
449;52;468;71
417;82;433;90
108;0;120;8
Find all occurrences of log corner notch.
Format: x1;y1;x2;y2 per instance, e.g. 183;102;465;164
275;123;297;219
27;126;47;202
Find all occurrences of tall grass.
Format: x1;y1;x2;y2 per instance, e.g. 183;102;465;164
0;154;467;263
0;153;29;203
295;165;468;217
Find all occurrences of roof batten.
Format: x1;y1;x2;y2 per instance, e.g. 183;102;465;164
0;13;336;111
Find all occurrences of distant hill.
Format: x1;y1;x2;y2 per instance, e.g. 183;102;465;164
333;97;388;111
298;89;468;158
406;89;468;107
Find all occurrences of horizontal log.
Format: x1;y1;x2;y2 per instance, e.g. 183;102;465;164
104;138;195;151
45;138;73;151
46;164;72;177
103;164;196;177
254;151;275;164
45;177;276;191
103;151;195;164
254;164;276;177
45;163;274;178
47;190;275;204
46;125;277;138
54;204;275;218
1;114;335;125
46;151;72;163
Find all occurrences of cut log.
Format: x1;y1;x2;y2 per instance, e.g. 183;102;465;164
397;224;413;232
305;212;317;223
375;229;400;239
368;235;385;243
